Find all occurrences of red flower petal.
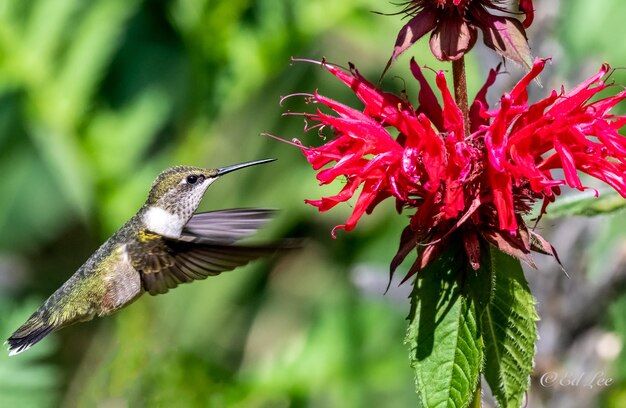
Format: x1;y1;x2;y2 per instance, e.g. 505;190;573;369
283;58;626;277
469;63;501;132
518;0;535;28
410;59;444;130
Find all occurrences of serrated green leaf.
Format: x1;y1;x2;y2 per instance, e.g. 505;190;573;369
542;191;626;218
406;249;482;408
482;247;538;408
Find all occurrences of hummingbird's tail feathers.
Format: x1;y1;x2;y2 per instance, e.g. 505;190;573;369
6;316;54;356
181;208;278;244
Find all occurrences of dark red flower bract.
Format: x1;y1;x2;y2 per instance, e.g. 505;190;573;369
385;0;534;73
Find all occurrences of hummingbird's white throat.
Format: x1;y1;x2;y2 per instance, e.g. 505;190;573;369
142;207;186;238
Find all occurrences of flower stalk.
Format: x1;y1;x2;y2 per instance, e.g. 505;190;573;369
452;56;470;137
470;380;482;408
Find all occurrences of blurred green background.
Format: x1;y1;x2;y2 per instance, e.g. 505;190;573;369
2;0;626;407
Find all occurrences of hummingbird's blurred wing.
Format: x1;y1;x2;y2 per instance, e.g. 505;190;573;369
130;237;280;295
180;208;276;244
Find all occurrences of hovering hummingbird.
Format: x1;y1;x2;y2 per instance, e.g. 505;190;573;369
7;158;283;355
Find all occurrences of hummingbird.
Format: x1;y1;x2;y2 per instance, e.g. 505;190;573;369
7;158;283;355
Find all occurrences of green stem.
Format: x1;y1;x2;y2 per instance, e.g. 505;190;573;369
470;379;482;408
452;57;470;137
453;55;480;408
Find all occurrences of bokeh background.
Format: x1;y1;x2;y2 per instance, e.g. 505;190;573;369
1;0;626;407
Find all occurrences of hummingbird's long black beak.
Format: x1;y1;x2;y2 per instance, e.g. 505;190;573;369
215;158;276;177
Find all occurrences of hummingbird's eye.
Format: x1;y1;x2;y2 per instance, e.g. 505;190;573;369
186;175;199;185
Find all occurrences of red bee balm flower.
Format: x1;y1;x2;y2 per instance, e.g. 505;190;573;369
386;0;534;70
285;59;626;281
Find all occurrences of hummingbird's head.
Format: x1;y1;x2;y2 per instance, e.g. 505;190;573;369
141;159;275;238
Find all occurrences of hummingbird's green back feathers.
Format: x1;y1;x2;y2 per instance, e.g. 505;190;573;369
6;159;283;356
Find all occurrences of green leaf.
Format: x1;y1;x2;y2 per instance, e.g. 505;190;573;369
406;249;482;408
542;191;626;218
481;247;538;408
